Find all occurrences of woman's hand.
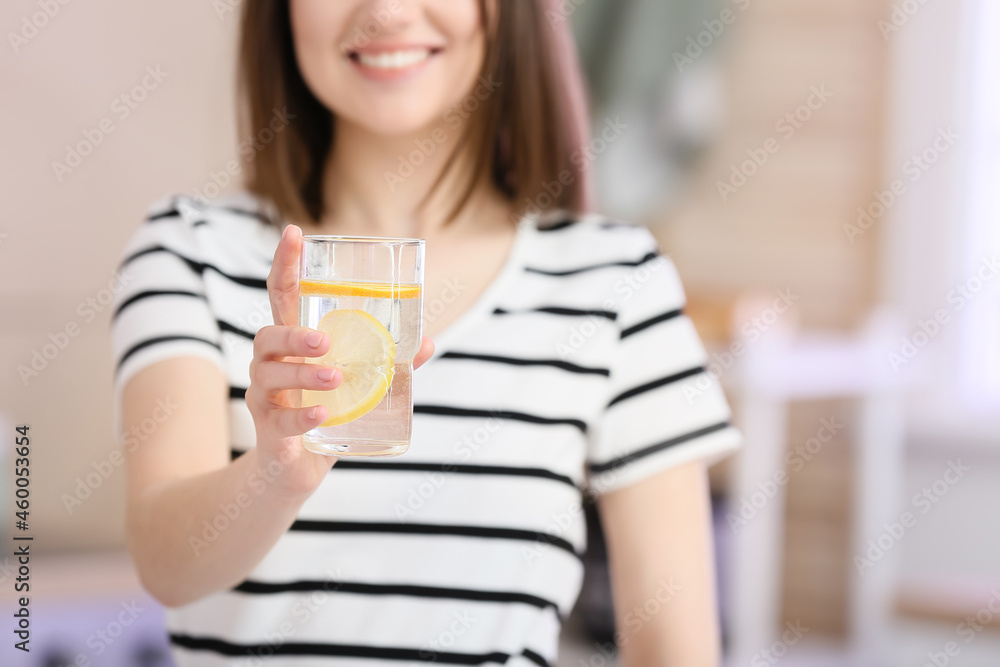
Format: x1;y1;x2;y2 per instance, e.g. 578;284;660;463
247;224;434;502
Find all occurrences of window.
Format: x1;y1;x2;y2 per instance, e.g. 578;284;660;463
956;0;1000;412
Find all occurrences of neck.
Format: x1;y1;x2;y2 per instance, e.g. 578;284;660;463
316;117;504;238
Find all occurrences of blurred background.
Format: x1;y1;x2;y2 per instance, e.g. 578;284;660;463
2;0;999;665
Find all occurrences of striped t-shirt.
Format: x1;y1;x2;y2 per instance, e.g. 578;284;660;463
110;191;741;667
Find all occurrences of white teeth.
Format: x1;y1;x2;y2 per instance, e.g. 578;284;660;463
356;49;431;69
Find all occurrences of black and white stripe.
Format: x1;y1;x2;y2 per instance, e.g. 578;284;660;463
169;633;550;665
111;195;740;666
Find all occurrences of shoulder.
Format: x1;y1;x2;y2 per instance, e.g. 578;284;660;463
523;209;687;319
525;208;678;279
142;190;278;232
123;190;281;264
528;208;665;262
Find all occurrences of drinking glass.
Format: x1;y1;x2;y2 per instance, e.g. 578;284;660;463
298;236;424;456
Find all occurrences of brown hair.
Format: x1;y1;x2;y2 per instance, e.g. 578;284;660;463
237;0;592;227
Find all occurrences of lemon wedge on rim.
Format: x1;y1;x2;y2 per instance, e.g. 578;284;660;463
303;309;396;428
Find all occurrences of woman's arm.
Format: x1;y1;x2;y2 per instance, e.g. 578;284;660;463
122;355;325;608
122;225;438;607
597;459;722;667
122;226;339;607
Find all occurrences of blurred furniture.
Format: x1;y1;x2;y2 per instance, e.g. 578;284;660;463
896;577;1000;630
726;307;907;664
0;551;171;667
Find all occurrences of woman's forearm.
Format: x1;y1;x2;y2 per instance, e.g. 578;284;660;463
126;446;309;607
601;461;722;666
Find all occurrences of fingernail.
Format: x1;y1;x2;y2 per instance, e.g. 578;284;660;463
307;407;318;420
317;367;335;382
305;332;324;348
281;225;290;240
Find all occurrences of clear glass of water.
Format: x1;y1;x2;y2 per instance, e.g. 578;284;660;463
298;236;424;456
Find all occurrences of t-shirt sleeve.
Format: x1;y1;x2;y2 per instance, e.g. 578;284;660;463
585;228;741;495
109;201;226;440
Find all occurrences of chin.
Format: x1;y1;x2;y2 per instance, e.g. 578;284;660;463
337;103;449;138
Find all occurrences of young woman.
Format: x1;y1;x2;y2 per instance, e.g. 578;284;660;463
111;1;741;665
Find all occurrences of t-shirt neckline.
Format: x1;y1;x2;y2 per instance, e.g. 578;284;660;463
421;215;535;361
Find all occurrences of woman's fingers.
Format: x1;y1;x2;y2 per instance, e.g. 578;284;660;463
266;224;303;328
253;325;329;362
268;404;329;440
252;329;429;392
252;359;342;395
414;336;435;369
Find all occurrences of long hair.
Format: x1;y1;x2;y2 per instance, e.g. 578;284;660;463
237;0;592;227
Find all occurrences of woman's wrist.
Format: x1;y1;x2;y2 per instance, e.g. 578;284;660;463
240;444;317;508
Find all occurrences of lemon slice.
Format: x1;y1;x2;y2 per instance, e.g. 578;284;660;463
303;309;396;428
299;280;421;299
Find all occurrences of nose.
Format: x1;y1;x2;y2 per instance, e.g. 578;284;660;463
358;0;419;37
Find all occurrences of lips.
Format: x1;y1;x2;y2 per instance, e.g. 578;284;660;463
353;48;433;69
344;44;444;82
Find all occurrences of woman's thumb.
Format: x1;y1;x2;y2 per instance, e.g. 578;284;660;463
267;224;302;327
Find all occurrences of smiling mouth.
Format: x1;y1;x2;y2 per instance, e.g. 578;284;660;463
347;47;442;70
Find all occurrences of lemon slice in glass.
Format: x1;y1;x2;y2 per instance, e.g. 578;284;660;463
303;309;396;428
